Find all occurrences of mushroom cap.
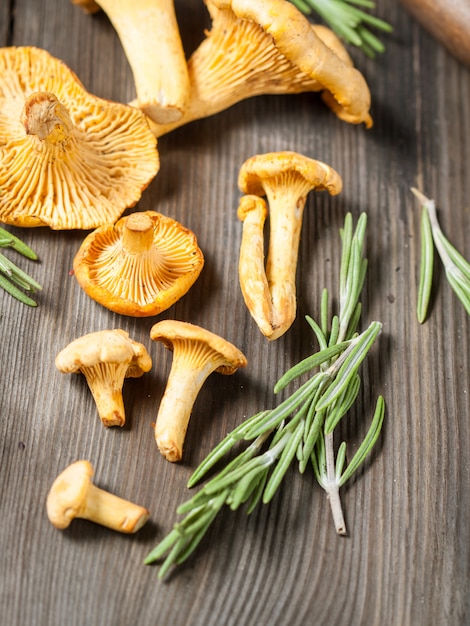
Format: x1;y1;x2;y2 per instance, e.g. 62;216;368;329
209;0;372;128
55;329;152;375
46;460;93;529
238;151;343;197
143;0;372;137
311;25;354;66
0;46;159;229
150;320;247;374
73;211;204;317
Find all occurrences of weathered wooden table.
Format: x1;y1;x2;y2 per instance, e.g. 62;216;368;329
1;1;469;624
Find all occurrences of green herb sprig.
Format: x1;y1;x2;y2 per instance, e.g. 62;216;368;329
0;226;42;306
290;0;393;57
145;213;384;579
412;188;470;322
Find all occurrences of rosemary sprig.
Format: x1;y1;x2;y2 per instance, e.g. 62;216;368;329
0;226;42;306
145;213;384;578
412;188;470;321
289;0;393;57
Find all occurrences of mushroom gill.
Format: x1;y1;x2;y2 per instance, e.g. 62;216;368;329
73;211;204;316
143;0;372;137
0;47;159;229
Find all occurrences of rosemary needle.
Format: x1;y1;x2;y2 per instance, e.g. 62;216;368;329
0;227;38;260
146;213;385;578
0;227;42;307
416;203;434;323
412;188;470;320
289;0;393;57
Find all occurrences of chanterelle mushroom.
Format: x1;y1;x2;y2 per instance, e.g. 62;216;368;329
73;211;204;317
150;320;247;462
72;0;190;124
142;0;372;137
46;460;149;533
55;329;152;427
0;46;159;229
237;151;342;340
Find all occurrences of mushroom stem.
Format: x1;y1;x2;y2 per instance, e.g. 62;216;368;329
263;176;311;338
21;92;74;149
237;195;275;338
122;212;155;254
79;483;149;533
83;0;190;123
82;362;129;427
155;357;215;462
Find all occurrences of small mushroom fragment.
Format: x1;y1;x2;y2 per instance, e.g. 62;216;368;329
46;460;149;533
55;329;152;427
73;211;204;317
0;47;159;229
237;151;342;341
72;0;190;123
142;0;372;137
150;321;247;462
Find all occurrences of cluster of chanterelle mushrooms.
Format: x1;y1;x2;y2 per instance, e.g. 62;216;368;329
72;0;373;132
0;0;373;533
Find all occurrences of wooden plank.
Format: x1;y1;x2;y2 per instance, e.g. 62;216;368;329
0;1;9;46
1;0;469;625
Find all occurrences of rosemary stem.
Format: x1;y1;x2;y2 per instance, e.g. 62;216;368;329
423;197;455;268
411;187;452;263
325;431;347;535
327;482;347;535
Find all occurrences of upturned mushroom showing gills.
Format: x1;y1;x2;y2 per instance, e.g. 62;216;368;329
55;329;152;427
143;0;373;137
71;0;190;124
0;46;159;229
237;151;343;341
150;320;247;462
73;211;204;317
46;460;149;533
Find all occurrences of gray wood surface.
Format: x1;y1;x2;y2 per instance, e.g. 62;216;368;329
1;1;469;625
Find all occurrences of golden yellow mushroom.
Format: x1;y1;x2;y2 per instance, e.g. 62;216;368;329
144;0;373;137
150;320;247;462
46;460;149;533
237;151;343;341
55;329;152;427
73;211;204;317
0;47;159;229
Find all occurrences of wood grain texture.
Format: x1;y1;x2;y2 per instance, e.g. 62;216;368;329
1;1;469;625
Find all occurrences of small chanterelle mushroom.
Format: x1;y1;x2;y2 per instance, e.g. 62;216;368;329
55;329;152;427
46;460;149;533
73;211;204;317
150;320;247;462
237;151;343;341
0;46;159;229
143;0;372;137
